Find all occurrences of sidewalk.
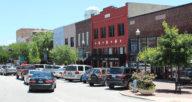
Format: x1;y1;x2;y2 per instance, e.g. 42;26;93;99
120;79;192;102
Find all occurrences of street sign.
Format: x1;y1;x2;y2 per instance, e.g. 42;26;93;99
19;56;24;63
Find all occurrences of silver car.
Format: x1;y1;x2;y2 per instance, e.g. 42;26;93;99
43;65;54;72
52;66;65;76
0;65;14;75
34;64;47;71
64;64;93;82
24;70;41;85
54;68;66;79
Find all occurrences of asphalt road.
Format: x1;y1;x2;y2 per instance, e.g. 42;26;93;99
0;75;154;102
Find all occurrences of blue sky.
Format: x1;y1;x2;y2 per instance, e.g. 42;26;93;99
0;0;191;46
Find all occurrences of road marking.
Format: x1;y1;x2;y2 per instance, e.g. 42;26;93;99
54;97;65;102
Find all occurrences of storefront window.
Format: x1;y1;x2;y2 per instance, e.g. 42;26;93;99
140;38;147;51
147;37;156;48
99;49;102;55
109;48;112;55
93;49;97;55
113;48;117;54
130;39;137;52
103;48;108;54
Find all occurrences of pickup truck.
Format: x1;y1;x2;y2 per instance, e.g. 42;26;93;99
16;64;36;80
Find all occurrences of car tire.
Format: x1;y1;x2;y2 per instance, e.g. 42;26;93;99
109;85;114;89
21;75;24;80
26;83;29;85
16;74;19;79
29;89;33;92
80;76;83;82
83;81;86;83
126;81;133;90
51;89;54;92
56;77;59;79
69;80;72;82
54;84;56;88
14;74;16;76
89;83;94;86
103;80;107;86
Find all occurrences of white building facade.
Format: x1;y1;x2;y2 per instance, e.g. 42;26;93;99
53;26;64;49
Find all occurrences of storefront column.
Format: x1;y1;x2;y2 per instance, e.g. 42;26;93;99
97;61;99;68
117;47;120;67
107;61;110;68
91;60;94;68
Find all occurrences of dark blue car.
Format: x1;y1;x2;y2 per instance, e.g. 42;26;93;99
82;69;91;83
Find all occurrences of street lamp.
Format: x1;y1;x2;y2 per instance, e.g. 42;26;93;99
46;48;49;64
82;40;85;64
136;29;140;70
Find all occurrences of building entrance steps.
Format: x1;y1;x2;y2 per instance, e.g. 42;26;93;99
120;79;192;102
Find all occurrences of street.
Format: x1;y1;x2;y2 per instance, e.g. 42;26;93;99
0;75;153;102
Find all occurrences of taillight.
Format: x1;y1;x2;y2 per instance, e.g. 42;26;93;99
45;80;53;83
60;72;62;75
118;75;125;78
64;71;66;74
29;80;36;83
106;75;110;77
53;72;55;74
7;68;9;70
100;71;102;78
87;71;90;74
28;76;31;78
16;69;17;70
38;68;40;70
75;71;79;74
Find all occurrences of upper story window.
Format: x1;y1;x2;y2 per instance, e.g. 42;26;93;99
94;29;98;39
86;32;89;45
78;34;81;46
109;48;112;55
99;48;102;55
120;47;126;54
113;47;117;54
109;25;115;37
71;37;74;47
101;27;106;38
65;38;68;45
93;49;97;55
82;33;84;41
118;23;124;36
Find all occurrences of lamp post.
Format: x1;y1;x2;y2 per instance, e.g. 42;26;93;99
136;29;140;70
46;48;49;64
82;40;85;64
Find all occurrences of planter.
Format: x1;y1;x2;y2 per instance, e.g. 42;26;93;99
138;89;156;95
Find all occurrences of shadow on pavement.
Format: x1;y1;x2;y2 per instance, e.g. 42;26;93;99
183;86;192;89
104;87;128;91
153;79;175;83
86;84;106;87
27;90;54;93
155;89;192;94
23;83;28;86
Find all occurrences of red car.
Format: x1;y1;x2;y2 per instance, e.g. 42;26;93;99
16;64;36;80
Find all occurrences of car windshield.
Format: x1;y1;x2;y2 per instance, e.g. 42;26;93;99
107;68;123;74
22;66;35;69
58;68;65;71
30;71;40;74
66;66;77;71
52;67;60;69
35;65;44;68
45;66;53;69
32;73;52;77
89;69;95;74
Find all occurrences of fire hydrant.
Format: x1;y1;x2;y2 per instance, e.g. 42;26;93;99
133;79;137;93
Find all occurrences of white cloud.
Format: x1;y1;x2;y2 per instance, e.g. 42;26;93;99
6;39;16;45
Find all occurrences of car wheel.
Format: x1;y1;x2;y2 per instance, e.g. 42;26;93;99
29;89;33;92
26;83;29;85
103;80;107;86
56;77;59;79
69;80;72;82
51;89;54;92
54;84;56;88
109;85;114;89
126;81;133;90
14;74;16;76
80;76;83;82
16;74;19;79
83;81;86;83
4;72;7;76
21;75;24;80
89;83;94;86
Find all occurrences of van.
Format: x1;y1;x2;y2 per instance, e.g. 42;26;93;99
64;64;93;82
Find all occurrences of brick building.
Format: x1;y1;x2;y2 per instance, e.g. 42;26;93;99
75;18;92;65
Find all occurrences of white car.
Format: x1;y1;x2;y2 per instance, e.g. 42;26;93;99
54;68;66;79
24;70;41;85
34;64;47;71
52;65;66;76
0;65;11;75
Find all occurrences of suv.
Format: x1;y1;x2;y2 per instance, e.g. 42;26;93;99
106;67;137;89
34;64;47;71
64;64;92;82
43;65;53;72
87;68;110;86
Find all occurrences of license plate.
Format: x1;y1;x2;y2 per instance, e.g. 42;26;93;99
88;78;91;80
38;81;43;83
112;75;116;78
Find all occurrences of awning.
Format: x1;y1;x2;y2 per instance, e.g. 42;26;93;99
86;54;126;61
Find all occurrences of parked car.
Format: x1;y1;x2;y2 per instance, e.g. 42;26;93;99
64;64;92;82
106;67;137;89
54;68;66;79
24;70;41;85
0;65;11;75
52;66;65;76
16;64;36;80
29;71;56;92
34;64;47;71
43;65;54;72
87;68;110;86
82;69;91;83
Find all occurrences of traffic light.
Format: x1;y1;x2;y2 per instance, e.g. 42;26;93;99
8;49;13;51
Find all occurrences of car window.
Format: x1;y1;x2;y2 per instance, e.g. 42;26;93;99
30;71;39;74
35;65;44;68
102;70;106;74
78;66;83;71
94;69;100;74
32;73;52;77
58;68;65;71
124;69;130;74
89;69;95;74
22;66;35;69
45;66;53;69
107;68;123;74
2;66;7;68
86;69;90;72
66;66;77;71
85;66;92;70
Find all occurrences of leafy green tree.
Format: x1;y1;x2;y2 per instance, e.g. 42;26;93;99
32;31;53;59
0;46;9;63
49;45;80;65
28;42;41;64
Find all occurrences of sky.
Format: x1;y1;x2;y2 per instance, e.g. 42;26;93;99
0;0;191;46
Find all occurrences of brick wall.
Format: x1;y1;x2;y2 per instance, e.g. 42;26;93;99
128;3;192;39
75;18;91;52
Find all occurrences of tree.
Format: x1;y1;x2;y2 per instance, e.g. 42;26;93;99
28;42;41;64
0;46;9;63
49;45;80;65
32;31;53;60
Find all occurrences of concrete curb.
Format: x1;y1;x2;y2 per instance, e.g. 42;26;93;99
119;91;155;101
